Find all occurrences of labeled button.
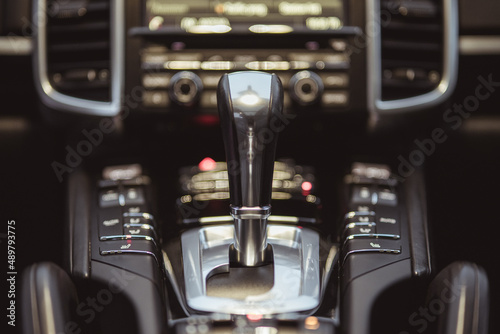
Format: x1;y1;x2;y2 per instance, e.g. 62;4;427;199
319;73;349;88
377;187;398;206
123;187;145;206
124;214;155;226
345;211;376;222
344;222;376;239
322;91;349;107
376;212;401;236
99;189;120;208
124;223;157;240
200;73;223;89
142;73;171;88
342;238;401;264
99;239;159;263
143;91;169;108
123;205;149;214
351;185;376;205
98;207;123;238
330;39;347;52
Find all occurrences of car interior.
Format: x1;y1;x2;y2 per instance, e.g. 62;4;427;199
1;0;499;333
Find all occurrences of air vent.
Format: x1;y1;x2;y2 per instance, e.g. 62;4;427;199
46;0;111;102
380;0;443;101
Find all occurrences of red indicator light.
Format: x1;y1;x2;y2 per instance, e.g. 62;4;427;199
301;181;312;192
199;157;217;171
246;314;262;322
194;114;219;126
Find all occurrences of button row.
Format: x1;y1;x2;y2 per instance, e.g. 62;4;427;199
99;186;146;208
351;185;397;207
342;163;402;265
344;210;400;237
99;205;157;239
97;179;159;262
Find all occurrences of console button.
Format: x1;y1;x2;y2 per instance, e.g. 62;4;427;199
351;185;376;205
99;239;159;263
376;210;401;236
319;73;349;88
199;73;223;89
343;222;376;240
98;207;123;239
123;187;145;206
344;222;376;236
142;91;170;108
377;187;398;206
342;239;401;264
330;39;347;52
351;162;392;180
322;91;349;107
123;205;149;214
99;189;120;208
345;211;376;222
142;73;170;88
124;223;157;240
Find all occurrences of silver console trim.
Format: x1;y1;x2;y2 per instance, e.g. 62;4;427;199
33;0;124;116
367;0;459;118
181;224;322;315
460;36;500;55
0;37;32;55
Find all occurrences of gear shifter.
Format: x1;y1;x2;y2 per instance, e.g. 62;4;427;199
180;71;325;314
217;71;284;266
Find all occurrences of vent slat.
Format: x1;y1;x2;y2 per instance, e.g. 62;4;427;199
46;0;111;102
49;60;110;72
382;40;441;52
48;21;109;33
49;41;109;53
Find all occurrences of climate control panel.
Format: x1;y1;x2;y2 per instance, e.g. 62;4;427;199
140;43;351;113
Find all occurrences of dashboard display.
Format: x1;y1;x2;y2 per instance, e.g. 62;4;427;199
145;0;344;33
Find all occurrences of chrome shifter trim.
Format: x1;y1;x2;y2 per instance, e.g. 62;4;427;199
181;224;322;315
231;206;271;267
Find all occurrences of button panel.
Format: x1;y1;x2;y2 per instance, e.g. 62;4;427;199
341;163;403;266
95;168;160;264
140;43;351;112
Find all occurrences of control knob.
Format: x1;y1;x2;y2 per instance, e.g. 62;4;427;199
169;71;203;107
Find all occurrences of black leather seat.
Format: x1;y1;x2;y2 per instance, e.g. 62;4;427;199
21;262;79;334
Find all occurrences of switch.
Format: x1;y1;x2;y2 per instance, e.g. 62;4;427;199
123;187;145;206
99;189;120;208
342;239;401;264
343;222;376;239
376;209;401;236
377;187;398;206
351;185;376;205
123;205;149;215
123;213;155;226
99;239;159;263
123;223;157;240
98;207;123;239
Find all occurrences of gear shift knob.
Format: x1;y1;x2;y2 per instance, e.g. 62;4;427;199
217;71;284;266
